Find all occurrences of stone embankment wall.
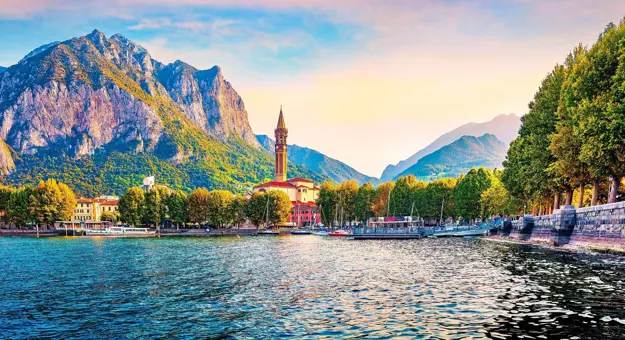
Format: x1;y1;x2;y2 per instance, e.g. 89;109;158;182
495;202;625;251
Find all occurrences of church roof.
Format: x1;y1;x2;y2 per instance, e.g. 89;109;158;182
254;181;296;189
276;106;286;129
287;177;314;183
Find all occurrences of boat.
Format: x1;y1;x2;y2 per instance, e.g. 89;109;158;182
291;229;312;235
257;229;279;236
328;230;351;237
312;231;329;236
85;226;155;237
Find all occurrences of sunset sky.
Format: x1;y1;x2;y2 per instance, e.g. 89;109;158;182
1;0;625;177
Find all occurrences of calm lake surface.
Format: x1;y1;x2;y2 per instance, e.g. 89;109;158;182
1;236;624;339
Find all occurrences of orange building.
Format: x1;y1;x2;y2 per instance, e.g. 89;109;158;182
253;107;321;226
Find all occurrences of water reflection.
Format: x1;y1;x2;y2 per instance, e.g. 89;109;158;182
0;237;623;338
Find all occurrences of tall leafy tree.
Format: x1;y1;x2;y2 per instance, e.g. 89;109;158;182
423;178;456;221
230;194;248;228
167;190;188;228
57;182;76;221
317;182;339;226
503;64;567;210
337;180;358;223
0;185;14;223
30;179;64;228
187;188;210;225
480;177;510;217
7;185;35;227
575;21;625;203
246;192;268;227
371;182;395;217
354;182;375;223
143;189;162;226
389;175;418;216
455;168;494;221
207;190;234;227
266;190;291;226
119;187;145;226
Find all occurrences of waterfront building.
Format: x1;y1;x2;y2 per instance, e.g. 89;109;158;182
71;196;119;222
253;107;321;227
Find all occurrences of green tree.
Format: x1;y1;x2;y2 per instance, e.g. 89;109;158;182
167;190;188;228
480;177;510;217
7;185;35;227
207;190;233;227
317;182;338;226
155;187;170;220
423;178;457;221
0;185;15;223
576;21;625;203
389;175;424;216
230;194;247;228
354;182;375;223
455;168;494;221
246;192;268;227
503;64;567;210
337;180;358;224
267;190;291;226
187;188;210;225
57;182;76;221
119;187;145;226
30;179;64;228
143;189;161;226
100;211;118;222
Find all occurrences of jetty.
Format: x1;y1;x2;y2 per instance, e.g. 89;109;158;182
352;226;490;240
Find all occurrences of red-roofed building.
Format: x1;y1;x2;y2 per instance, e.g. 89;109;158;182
252;107;321;227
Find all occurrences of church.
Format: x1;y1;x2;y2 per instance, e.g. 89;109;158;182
253;107;321;227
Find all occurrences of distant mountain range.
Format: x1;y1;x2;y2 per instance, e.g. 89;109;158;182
0;30;326;195
381;114;521;181
257;135;378;185
396;134;507;181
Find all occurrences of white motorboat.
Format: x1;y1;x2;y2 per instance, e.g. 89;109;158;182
85;226;155;237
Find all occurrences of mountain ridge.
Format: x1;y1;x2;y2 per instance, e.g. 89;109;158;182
0;29;324;195
381;113;521;181
395;133;507;181
256;135;379;185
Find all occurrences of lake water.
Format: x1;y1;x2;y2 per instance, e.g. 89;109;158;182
1;236;624;339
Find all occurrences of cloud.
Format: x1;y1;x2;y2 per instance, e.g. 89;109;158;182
129;18;206;31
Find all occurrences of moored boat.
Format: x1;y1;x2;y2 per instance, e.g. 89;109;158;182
291;229;312;235
258;229;280;236
312;231;329;236
85;226;155;237
328;230;350;237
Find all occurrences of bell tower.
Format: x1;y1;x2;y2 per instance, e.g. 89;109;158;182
274;106;288;182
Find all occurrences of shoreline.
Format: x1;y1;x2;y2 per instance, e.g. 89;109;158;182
484;236;625;256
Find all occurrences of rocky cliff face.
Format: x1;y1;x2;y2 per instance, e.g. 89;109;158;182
0;29;259;174
157;62;257;145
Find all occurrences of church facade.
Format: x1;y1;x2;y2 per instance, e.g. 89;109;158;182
253;107;321;227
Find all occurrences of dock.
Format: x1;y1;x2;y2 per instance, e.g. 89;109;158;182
352;225;490;240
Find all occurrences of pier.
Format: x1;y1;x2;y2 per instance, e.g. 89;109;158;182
352;225;491;240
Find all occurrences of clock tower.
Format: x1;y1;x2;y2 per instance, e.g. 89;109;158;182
274;106;288;182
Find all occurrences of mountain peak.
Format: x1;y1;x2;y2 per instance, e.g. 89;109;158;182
86;29;106;42
380;114;521;180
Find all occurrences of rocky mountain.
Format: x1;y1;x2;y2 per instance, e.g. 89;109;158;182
381;113;521;181
18;41;60;63
0;67;6;74
0;30;324;195
396;134;507;181
257;135;379;185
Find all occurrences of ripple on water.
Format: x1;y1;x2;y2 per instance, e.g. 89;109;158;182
0;237;624;338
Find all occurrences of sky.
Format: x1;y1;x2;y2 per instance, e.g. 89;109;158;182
1;0;625;177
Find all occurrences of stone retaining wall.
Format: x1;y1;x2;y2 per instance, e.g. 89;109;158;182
494;202;625;250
